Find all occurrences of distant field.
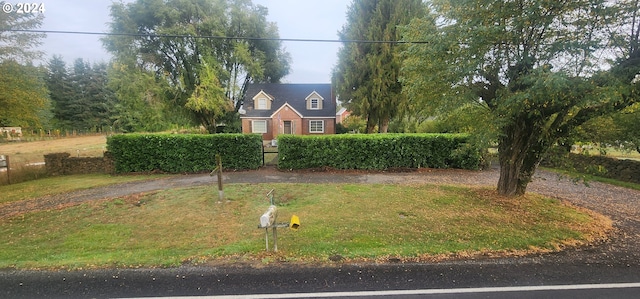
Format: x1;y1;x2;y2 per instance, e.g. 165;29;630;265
0;135;107;166
578;146;640;162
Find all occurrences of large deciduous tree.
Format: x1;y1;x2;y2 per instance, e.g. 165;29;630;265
103;0;291;133
0;4;49;128
0;61;49;127
401;0;639;196
334;0;425;133
108;60;185;132
0;2;44;63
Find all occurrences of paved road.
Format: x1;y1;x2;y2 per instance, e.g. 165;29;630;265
1;167;639;298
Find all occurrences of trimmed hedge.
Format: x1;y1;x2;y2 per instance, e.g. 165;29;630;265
107;134;262;173
277;134;483;170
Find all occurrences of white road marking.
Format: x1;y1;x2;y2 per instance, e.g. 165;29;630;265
123;282;640;298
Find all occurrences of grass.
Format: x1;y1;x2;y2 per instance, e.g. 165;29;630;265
0;135;107;165
0;183;611;270
0;135;109;186
574;145;640;161
0;174;170;205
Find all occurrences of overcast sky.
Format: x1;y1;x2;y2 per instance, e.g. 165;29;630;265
38;0;349;83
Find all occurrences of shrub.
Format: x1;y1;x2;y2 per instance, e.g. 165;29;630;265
277;134;482;170
107;134;262;173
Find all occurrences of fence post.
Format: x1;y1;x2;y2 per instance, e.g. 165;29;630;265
210;154;224;202
216;154;223;201
5;155;11;185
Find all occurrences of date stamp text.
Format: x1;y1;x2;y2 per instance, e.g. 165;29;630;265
2;3;45;14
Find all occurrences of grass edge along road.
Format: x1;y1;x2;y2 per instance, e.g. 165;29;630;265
0;182;612;270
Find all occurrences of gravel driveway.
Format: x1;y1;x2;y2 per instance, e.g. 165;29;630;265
1;166;639;265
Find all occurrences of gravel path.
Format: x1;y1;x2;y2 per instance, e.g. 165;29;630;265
2;166;639;264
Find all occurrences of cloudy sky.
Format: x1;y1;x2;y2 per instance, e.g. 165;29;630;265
38;0;349;83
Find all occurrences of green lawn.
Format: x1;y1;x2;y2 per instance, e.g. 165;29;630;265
0;183;611;270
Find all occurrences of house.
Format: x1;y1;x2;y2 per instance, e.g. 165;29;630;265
240;83;336;143
336;107;351;124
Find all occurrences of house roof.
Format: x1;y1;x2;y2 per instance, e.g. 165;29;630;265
241;83;336;118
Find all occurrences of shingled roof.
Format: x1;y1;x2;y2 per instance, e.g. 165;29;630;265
241;83;336;118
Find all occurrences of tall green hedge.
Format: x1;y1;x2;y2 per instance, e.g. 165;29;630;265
277;134;482;170
107;134;262;173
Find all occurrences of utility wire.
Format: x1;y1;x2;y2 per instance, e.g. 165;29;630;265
1;29;429;44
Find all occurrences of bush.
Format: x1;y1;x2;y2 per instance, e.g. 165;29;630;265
107;134;262;173
542;146;640;184
277;134;482;170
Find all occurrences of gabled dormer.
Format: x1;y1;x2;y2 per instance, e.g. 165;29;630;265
253;90;274;110
305;91;324;110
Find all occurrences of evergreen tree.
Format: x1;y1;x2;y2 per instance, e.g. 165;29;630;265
334;0;424;133
85;63;117;132
46;57;118;132
46;55;75;129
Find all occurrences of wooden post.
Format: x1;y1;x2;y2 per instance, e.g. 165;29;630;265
210;154;224;202
5;155;11;185
215;154;223;201
273;226;278;252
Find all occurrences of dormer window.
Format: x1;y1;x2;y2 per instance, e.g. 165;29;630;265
257;98;267;109
253;90;273;110
310;98;319;109
306;91;324;110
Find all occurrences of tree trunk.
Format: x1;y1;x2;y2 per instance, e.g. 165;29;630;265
497;144;527;196
379;117;389;133
366;115;377;133
497;118;547;196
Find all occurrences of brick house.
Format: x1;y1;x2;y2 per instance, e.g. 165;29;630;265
240;83;336;142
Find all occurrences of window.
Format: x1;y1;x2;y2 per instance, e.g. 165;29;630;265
309;120;324;133
257;98;267;110
310;98;320;109
252;120;267;133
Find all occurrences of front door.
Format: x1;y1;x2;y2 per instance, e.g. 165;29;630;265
283;121;293;134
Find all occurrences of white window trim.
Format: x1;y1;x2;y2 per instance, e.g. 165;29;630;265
309;120;324;133
309;98;320;110
257;98;267;110
252;120;267;133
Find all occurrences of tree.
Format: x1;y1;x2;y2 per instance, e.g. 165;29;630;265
46;57;119;132
575;104;640;153
46;56;75;129
83;62;118;132
108;61;187;133
185;59;233;130
0;2;45;63
334;0;425;133
0;4;50;128
0;61;49;127
402;0;639;196
103;0;291;133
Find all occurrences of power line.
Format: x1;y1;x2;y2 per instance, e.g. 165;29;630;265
1;29;429;44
